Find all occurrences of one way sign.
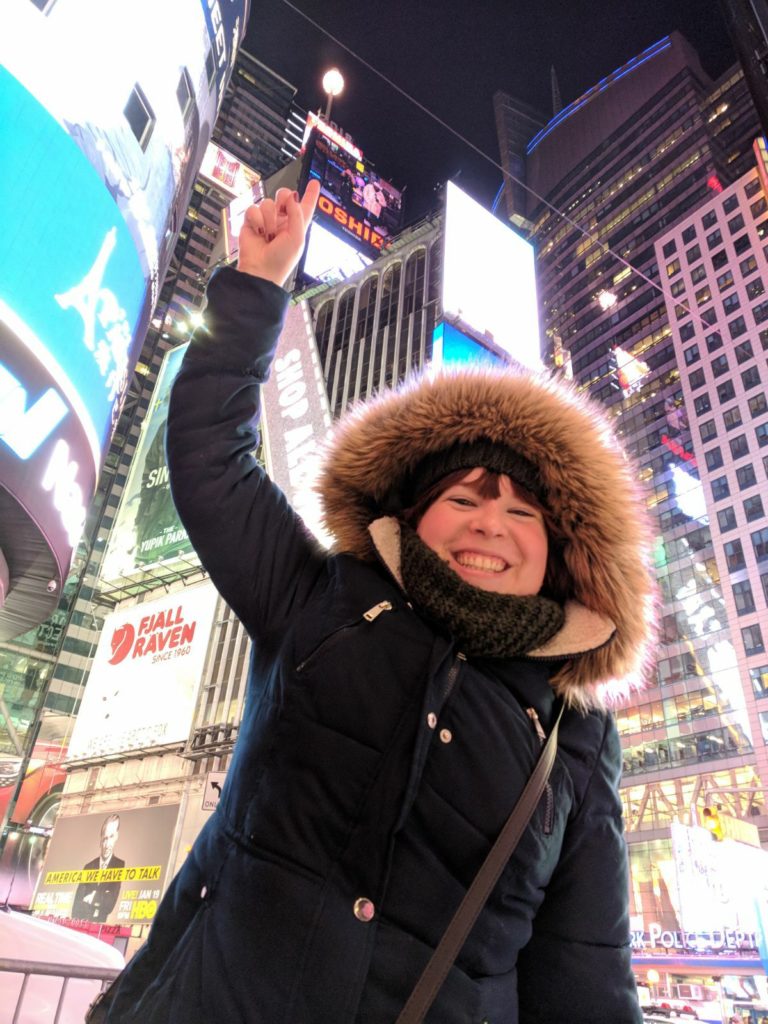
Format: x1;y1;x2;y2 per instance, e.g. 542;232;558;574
202;771;227;812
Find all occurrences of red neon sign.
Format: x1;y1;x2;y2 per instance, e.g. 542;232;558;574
661;433;697;468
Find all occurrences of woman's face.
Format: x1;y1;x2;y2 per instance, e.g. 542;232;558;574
415;468;548;596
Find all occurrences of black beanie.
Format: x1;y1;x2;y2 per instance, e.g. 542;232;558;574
395;439;546;511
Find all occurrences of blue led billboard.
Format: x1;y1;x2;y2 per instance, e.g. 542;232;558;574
0;0;248;638
431;323;507;369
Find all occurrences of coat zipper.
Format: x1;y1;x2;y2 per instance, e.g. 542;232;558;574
296;601;393;673
526;707;554;835
442;651;466;703
363;601;392;622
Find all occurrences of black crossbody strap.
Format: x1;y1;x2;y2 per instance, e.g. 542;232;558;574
395;704;564;1024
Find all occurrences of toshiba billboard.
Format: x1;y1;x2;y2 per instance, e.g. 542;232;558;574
301;119;403;263
67;585;218;760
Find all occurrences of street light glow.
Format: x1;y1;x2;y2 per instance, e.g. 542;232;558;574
322;68;344;98
322;68;344;120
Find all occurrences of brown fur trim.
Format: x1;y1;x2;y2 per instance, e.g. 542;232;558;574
317;367;658;704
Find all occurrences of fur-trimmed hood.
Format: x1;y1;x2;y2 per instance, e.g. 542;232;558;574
316;367;657;708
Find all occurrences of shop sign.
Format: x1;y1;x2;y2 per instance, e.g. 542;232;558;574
631;925;759;954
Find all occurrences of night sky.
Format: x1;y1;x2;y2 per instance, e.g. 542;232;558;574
244;0;737;223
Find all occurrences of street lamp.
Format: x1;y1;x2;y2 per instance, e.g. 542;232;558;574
322;68;344;120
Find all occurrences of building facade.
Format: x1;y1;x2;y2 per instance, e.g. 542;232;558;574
510;31;767;995
213;48;304;176
310;214;443;416
654;163;768;770
492;92;545;226
718;0;768;138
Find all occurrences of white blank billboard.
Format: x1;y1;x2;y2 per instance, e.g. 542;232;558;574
442;181;541;369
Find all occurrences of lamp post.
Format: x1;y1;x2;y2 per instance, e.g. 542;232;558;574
322;68;344;120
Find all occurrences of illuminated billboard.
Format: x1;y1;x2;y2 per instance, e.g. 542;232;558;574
671;822;768;941
612;344;650;396
431;322;507;369
0;712;69;911
0;0;248;639
302;122;404;259
101;344;196;582
33;804;180;929
198;142;262;201
260;302;333;546
302;221;372;284
442;181;540;369
67;584;218;760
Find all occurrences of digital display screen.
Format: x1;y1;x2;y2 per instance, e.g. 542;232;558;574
302;221;372;284
303;123;404;257
198;142;262;200
431;322;507;369
442;181;541;369
34;804;181;929
0;0;248;636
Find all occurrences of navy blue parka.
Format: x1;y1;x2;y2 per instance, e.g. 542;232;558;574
104;268;650;1024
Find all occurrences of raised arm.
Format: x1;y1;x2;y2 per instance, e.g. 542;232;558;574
165;182;324;641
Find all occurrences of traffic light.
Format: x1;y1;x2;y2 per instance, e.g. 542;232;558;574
702;805;723;840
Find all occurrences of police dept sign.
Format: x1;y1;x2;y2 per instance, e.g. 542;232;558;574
68;585;218;760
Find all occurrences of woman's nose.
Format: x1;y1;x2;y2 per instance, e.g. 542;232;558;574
470;501;504;534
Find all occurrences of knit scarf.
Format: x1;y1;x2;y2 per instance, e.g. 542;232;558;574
399;524;565;658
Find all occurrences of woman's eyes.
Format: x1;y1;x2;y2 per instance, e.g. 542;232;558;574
447;496;537;517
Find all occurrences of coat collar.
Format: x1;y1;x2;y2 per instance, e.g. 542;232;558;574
368;516;616;663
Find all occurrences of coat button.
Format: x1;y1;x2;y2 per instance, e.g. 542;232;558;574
426;712;437;729
439;728;452;744
200;885;207;899
353;897;375;922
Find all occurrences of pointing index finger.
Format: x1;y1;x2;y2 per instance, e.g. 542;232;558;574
285;178;321;246
300;178;321;224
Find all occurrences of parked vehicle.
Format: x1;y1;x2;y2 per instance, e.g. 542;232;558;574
644;1005;702;1021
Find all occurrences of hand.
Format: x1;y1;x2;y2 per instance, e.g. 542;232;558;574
237;179;321;287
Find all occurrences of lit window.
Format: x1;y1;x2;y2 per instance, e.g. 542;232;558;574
753;526;768;562
744;494;764;522
742;624;765;656
733;579;755;614
729;434;749;460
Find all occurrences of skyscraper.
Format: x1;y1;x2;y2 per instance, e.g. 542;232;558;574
492;92;545;226
719;0;768;137
654;162;768;777
499;31;767;990
213;48;304;175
